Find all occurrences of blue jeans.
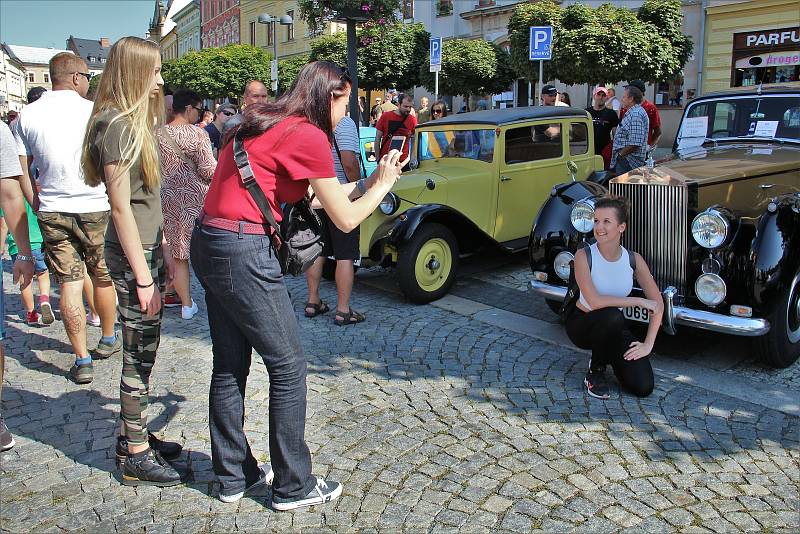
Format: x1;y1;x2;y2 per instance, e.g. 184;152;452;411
190;222;315;499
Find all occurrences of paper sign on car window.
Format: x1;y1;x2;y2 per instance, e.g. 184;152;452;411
677;116;708;150
753;121;778;137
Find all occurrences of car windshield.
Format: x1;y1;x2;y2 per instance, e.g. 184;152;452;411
418;129;495;162
676;95;800;150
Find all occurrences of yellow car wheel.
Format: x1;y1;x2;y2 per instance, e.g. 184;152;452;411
397;223;459;303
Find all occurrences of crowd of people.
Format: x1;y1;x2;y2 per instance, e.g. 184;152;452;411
0;38;661;506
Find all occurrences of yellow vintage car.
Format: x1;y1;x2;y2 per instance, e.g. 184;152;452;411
349;107;606;303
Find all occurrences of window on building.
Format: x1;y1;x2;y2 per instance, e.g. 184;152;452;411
505;124;563;164
569;123;589;156
656;74;684;107
43;73;49;83
28;72;35;82
267;21;273;46
100;57;106;63
287;10;295;41
436;0;453;17
403;0;413;19
249;21;256;46
478;0;496;6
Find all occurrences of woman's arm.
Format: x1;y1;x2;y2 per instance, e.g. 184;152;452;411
192;130;217;183
310;150;404;232
575;248;656;311
624;253;665;360
104;162;162;316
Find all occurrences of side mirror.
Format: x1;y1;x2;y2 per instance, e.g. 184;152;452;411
566;160;578;182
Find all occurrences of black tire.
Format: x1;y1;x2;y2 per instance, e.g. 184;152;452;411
754;269;800;368
397;223;459;304
546;299;562;315
321;258;360;282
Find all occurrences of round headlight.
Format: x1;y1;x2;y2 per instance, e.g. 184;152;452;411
695;273;726;306
379;192;399;215
554;251;574;281
692;209;729;249
570;199;595;233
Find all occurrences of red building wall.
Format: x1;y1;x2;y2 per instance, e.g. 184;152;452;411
201;0;240;48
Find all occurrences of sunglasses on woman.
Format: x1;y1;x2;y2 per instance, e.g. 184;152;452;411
432;108;443;114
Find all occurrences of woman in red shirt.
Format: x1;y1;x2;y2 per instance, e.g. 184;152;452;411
190;61;404;511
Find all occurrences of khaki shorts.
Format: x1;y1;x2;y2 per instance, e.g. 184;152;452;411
37;211;111;284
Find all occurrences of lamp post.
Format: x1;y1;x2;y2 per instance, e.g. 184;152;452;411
257;13;293;97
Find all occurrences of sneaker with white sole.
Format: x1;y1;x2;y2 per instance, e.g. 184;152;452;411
0;417;15;452
181;300;198;320
219;464;274;503
271;477;342;511
39;301;55;325
87;313;101;327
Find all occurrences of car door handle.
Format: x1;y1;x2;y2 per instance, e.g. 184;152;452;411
501;175;512;182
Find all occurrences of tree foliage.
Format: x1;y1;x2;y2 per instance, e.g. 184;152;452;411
310;22;429;92
161;45;272;101
508;0;693;85
419;39;515;98
298;0;402;34
278;54;311;93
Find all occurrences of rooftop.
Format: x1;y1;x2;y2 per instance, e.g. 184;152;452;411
66;36;111;69
421;106;589;127
3;44;71;66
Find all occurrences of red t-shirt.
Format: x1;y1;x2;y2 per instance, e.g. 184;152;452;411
203;116;335;224
376;110;417;160
619;99;661;145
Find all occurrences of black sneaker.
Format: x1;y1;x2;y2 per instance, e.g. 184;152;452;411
585;369;610;399
116;434;183;465
121;449;181;487
271;477;342;511
219;465;274;503
0;417;15;452
69;361;93;384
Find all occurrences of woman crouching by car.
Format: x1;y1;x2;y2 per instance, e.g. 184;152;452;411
565;196;663;399
190;61;405;510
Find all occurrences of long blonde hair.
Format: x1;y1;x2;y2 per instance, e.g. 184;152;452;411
82;37;164;191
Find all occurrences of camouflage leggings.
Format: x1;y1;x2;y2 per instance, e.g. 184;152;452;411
105;241;165;446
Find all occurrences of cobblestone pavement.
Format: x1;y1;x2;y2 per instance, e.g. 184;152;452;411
1;263;798;533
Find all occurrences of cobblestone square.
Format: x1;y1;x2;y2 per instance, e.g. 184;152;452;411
1;262;798;532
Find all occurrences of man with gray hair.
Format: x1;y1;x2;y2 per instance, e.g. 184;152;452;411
610;84;649;176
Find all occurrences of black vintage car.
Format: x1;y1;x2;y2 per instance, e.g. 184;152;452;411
528;86;800;367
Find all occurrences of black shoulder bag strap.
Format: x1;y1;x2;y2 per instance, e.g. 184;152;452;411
233;131;281;240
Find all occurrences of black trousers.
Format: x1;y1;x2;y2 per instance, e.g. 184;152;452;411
565;307;654;397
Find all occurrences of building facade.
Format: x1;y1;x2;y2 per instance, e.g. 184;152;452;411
161;27;179;60
2;45;70;92
66;36;111;75
175;0;202;57
700;0;799;94
202;0;240;48
0;45;27;117
239;0;344;59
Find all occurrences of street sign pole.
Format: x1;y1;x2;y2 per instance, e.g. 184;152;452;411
529;26;553;107
435;71;439;102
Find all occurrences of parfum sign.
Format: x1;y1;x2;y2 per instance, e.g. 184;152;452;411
735;27;800;50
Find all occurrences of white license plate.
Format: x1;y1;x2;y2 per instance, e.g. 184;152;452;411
623;306;650;323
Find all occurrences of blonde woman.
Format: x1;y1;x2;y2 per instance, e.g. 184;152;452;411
82;36;182;487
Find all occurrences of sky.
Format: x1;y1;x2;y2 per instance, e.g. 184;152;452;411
0;0;153;50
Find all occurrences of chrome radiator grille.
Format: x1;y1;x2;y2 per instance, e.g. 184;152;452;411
609;177;688;295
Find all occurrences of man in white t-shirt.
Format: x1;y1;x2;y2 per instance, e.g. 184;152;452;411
14;52;120;384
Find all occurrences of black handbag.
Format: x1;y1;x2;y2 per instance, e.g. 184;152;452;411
233;132;324;276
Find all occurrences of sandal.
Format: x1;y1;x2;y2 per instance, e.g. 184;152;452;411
304;301;330;318
333;308;366;326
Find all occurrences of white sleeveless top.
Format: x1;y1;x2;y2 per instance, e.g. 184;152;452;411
578;243;634;310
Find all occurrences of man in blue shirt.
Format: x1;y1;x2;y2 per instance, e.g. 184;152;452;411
304;115;366;326
610;85;649;176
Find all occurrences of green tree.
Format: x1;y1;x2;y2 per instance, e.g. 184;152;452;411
419;39;515;98
278;54;311;94
161;45;272;101
87;72;102;100
507;0;693;85
310;22;430;92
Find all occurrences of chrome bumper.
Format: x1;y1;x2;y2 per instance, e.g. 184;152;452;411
528;281;771;337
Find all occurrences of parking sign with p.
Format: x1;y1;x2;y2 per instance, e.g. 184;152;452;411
529;26;552;61
430;37;442;72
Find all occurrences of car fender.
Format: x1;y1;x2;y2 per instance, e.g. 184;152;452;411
381;204;492;251
528;180;608;277
750;195;800;314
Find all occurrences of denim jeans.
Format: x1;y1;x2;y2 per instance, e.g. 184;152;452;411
190;222;315;499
